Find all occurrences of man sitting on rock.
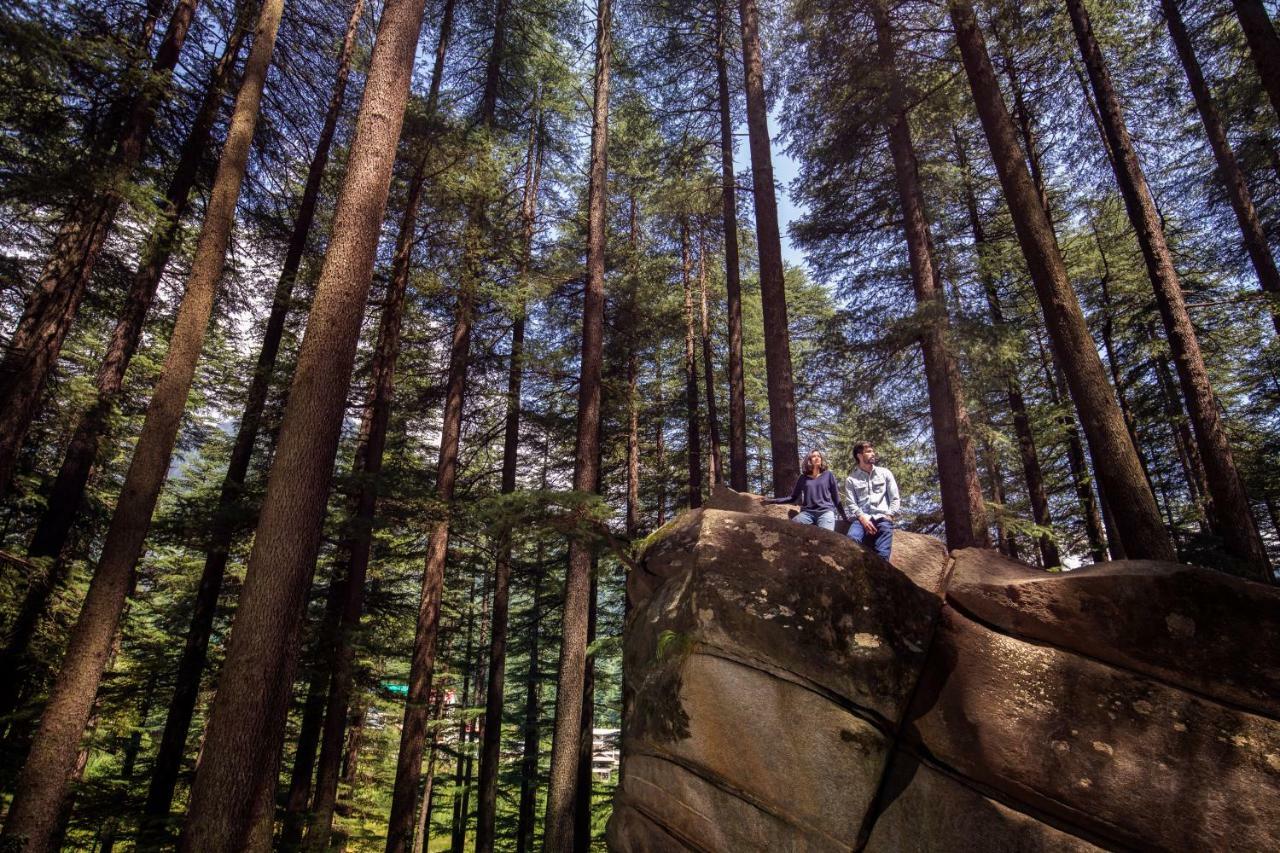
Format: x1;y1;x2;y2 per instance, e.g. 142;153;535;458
845;441;899;560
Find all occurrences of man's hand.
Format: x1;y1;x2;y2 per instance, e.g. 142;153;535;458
860;515;877;535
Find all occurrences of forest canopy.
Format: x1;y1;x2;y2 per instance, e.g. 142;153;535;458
0;0;1277;849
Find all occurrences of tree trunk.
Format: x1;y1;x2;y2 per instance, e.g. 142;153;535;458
176;0;432;848
1148;323;1216;530
1067;0;1271;581
144;1;366;826
24;2;251;567
476;101;542;853
681;219;704;509
0;0;201;498
955;133;1060;568
947;0;1174;561
716;0;749;491
341;702;366;787
515;556;544;853
0;3;283;849
983;440;1018;560
449;594;478;853
1232;0;1280;126
410;692;447;853
541;0;610;847
572;568;598;853
1163;0;1280;332
305;15;462;850
738;0;798;495
872;0;988;549
698;228;725;487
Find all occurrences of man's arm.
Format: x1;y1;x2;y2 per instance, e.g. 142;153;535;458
885;468;901;517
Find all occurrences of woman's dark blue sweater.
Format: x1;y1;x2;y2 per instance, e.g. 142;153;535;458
767;470;848;518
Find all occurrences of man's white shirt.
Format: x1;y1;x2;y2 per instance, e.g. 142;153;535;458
845;465;901;520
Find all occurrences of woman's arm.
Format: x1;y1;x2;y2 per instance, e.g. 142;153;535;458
765;476;803;505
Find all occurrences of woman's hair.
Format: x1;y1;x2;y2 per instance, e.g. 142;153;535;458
802;450;827;475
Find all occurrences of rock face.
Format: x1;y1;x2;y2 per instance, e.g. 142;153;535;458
607;487;1280;851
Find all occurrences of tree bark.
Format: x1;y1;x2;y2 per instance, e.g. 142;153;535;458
737;0;799;494
1162;0;1280;333
698;228;725;487
144;1;366;827
175;0;432;848
1231;0;1280;127
475;101;542;853
0;3;282;850
1067;0;1271;580
681;219;704;509
572;567;598;853
448;591;478;853
948;0;1174;561
872;0;988;549
0;0;202;498
304;15;462;852
542;0;610;847
716;0;749;491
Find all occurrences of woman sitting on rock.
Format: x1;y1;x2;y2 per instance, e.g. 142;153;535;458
765;450;850;531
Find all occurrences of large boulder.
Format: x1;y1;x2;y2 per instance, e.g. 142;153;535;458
608;488;1280;851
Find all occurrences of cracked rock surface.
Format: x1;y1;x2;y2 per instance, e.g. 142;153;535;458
607;486;1280;852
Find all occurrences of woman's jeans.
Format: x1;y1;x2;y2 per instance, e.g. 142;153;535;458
793;509;836;530
849;517;894;559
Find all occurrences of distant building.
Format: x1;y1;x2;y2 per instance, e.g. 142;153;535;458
592;728;620;779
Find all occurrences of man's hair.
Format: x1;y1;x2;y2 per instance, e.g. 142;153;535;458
802;450;827;475
853;441;873;461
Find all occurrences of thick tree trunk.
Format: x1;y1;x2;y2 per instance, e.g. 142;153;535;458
515;557;544;853
1231;0;1280;126
737;0;799;494
0;0;201;498
716;0;749;491
1068;0;1271;581
0;4;282;850
475;104;542;853
572;568;598;853
698;229;724;487
144;1;366;826
176;1;432;849
303;14;461;846
542;0;610;847
385;4;508;846
681;220;704;509
948;0;1174;561
872;0;988;549
1162;0;1280;333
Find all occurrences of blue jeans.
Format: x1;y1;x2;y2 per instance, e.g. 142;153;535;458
794;509;836;530
849;517;894;559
